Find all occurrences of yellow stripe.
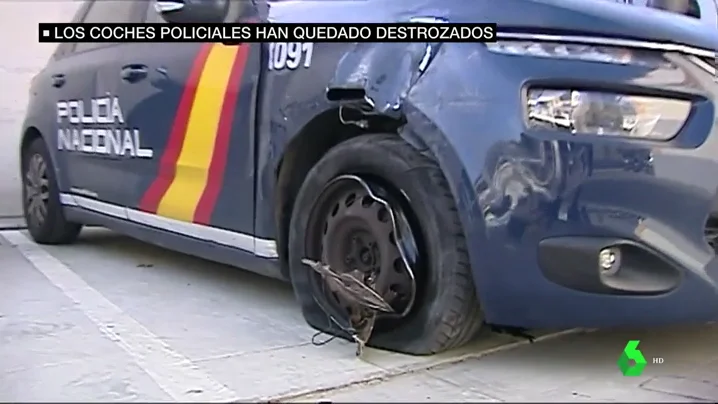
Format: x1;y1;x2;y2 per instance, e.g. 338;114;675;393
156;44;237;221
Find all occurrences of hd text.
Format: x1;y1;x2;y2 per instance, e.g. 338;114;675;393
39;22;497;43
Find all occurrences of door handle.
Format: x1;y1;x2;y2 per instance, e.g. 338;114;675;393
51;74;65;88
120;64;148;82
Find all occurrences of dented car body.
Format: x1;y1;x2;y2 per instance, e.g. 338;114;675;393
20;0;718;355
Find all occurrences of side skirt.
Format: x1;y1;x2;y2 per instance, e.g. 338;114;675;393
63;206;285;281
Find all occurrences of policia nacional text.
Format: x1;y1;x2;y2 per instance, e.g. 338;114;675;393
40;22;498;43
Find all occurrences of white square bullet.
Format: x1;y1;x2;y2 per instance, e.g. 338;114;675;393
42;30;50;37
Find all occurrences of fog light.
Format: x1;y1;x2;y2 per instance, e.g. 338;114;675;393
599;247;621;274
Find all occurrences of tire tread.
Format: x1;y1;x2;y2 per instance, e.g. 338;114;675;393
288;133;483;355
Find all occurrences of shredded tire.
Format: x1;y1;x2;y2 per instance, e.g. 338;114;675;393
288;134;483;355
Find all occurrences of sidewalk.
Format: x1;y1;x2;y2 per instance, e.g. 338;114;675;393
298;324;718;402
1;230;717;402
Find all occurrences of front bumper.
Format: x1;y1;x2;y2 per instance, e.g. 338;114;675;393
406;42;718;328
474;145;718;328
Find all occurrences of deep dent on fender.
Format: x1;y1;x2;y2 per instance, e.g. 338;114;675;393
325;42;441;117
476;141;568;230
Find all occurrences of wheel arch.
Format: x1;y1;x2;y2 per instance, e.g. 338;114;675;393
20;126;44;164
274;40;446;278
399;102;491;303
273;104;489;295
20;124;72;195
274;108;403;278
274;41;491;306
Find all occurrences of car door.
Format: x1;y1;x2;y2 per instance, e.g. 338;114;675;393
113;1;262;254
53;0;147;218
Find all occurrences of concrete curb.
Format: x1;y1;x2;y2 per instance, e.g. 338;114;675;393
266;328;594;402
0;216;25;230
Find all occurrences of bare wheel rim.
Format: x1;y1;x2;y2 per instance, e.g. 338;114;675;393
305;176;421;323
25;153;50;226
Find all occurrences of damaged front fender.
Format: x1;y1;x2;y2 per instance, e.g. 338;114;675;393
326;41;441;118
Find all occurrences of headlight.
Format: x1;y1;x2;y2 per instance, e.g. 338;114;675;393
486;41;666;68
527;89;691;140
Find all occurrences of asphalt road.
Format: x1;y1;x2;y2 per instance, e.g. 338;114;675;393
1;2;718;402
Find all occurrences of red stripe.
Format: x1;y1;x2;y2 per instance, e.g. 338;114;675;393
139;43;214;213
192;45;250;224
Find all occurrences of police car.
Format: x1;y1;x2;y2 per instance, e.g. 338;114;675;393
20;0;718;356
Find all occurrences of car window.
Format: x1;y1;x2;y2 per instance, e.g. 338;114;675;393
52;1;91;59
646;0;701;18
74;0;141;53
612;0;716;26
144;0;250;23
144;2;165;23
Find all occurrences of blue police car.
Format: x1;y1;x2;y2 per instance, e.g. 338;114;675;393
19;0;718;355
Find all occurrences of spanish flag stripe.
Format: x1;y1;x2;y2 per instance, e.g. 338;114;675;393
139;43;213;213
155;44;240;222
193;45;250;225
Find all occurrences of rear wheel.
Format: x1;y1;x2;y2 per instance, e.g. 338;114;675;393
21;137;82;244
288;134;483;355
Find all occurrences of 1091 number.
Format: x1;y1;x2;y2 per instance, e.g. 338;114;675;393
267;42;314;71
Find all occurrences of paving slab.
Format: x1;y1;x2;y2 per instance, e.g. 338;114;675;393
2;228;717;402
0;228;541;402
299;324;718;402
1;353;172;402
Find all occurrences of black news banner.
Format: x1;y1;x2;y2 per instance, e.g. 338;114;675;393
39;22;498;43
